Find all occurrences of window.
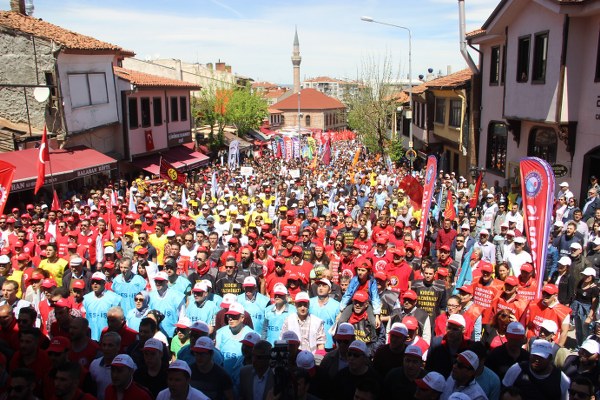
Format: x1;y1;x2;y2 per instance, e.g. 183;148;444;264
595;30;600;82
434;98;445;124
486;122;508;173
170;97;179;122
128;98;138;129
305;115;311;126
532;32;549;83
153;97;162;126
180;97;187;121
516;36;531;82
68;73;109;108
140;97;151;128
449;99;462;128
490;46;501;85
528;127;557;163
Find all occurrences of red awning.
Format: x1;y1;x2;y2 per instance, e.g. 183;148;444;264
0;146;117;192
131;145;210;175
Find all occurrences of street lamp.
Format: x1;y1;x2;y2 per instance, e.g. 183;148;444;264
361;16;414;160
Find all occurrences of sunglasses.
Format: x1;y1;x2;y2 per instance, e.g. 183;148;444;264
91;280;104;285
134;297;144;302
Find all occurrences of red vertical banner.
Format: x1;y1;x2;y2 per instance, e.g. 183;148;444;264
418;156;437;256
399;175;423;210
35;125;50;194
469;171;483;209
520;157;555;299
145;129;155;151
322;138;332;166
51;190;60;211
284;137;293;161
444;190;456;221
0;161;16;215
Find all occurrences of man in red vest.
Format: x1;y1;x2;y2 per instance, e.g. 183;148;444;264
524;283;571;346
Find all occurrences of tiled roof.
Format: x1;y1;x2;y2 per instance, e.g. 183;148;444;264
114;66;201;89
0;11;134;55
271;88;346;110
252;81;279;89
263;89;287;99
424;69;472;89
268;107;283;114
304;76;343;83
466;29;486;39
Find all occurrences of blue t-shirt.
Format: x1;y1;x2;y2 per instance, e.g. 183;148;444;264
237;292;270;336
83;290;122;341
263;304;296;345
125;309;148;333
111;274;147;315
169;276;192;295
177;343;225;367
185;298;220;326
148;289;186;338
215;325;254;376
309;297;340;349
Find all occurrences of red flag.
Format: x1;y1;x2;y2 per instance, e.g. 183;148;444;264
145;129;155;151
322;138;332;166
418;156;437;256
35;125;50;194
51;190;60;211
444;190;456;221
469;172;483;209
0;161;16;215
399;175;423;205
160;158;186;184
520;157;555;299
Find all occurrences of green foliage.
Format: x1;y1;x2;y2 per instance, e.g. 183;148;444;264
388;138;405;162
225;88;269;136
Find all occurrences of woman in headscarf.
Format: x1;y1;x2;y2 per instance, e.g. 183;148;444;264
126;291;149;332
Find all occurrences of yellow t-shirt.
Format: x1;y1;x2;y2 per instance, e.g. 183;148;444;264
39;258;69;286
149;234;169;265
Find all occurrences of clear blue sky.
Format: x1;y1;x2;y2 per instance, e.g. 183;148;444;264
1;0;498;84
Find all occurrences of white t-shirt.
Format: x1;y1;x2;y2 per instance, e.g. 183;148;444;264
157;386;209;400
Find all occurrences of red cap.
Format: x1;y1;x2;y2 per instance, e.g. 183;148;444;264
291;246;303;254
391;247;406;257
542;283;558;295
72;279;86;290
103;261;115;270
352;290;369;303
41;278;57;288
286;210;295;217
504;276;518;287
402;316;419;331
480;262;493;273
53;298;71;308
48;336;71;353
355;257;372;270
14;240;23;248
67;243;77;250
228;237;239;244
436;267;449;277
402;290;418;301
29;271;44;281
136;247;148;255
458;285;473;295
274;256;286;265
374;271;387;281
17;253;29;262
376;237;388;245
439;245;450;252
520;263;533;273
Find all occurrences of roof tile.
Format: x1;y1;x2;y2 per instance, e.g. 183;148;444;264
0;11;134;55
114;66;201;89
271;88;346;110
424;69;472;89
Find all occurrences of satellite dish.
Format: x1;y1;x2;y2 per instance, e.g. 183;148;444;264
33;87;50;103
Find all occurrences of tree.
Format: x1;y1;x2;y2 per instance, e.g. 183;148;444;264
345;56;401;156
192;87;230;150
225;87;268;136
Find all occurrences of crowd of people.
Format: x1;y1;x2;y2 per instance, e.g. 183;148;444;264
0;140;600;400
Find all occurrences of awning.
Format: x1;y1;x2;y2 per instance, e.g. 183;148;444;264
1;146;117;193
246;129;272;142
223;132;253;150
131;145;210;175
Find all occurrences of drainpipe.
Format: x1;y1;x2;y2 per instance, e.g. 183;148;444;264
458;0;479;74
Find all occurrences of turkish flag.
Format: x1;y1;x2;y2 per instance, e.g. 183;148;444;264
0;161;16;215
51;189;60;211
469;172;483;209
35;125;50;194
444;190;456;221
144;129;155;151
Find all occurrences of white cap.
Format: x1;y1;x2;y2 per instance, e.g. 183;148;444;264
404;344;423;359
315;278;332;288
70;257;83;266
220;293;237;308
111;354;137;370
143;338;164;353
460;224;470;230
273;283;288;296
0;255;9;264
104;246;115;254
559;182;569;187
154;271;169;281
486;194;494;199
506;322;526;337
479;228;489;236
175;316;192;329
241;332;261;347
91;271;106;281
531;339;554;358
348;340;369;356
243;276;257;287
335;323;355;338
169;360;192;376
415;371;446;393
571;242;583;250
192;337;214;353
190;321;210;334
513;236;526;244
192;282;208;292
219;211;228;217
506;230;516;236
389;322;408;337
500;222;509;228
448;314;466;328
582;267;597;277
225;302;245;316
506;215;516;223
540;319;558;334
558;256;572;266
554;221;564;227
166;230;176;238
296;350;316;370
294;292;310;303
232;223;242;230
457;350;479;370
581;339;600;355
281;330;300;344
448;394;471;400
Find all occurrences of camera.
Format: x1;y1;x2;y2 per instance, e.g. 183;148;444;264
271;340;295;398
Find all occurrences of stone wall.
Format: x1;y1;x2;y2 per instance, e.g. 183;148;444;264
0;30;63;133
